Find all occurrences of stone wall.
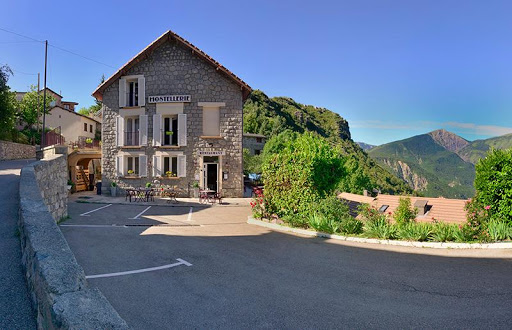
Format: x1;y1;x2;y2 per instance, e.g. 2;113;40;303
101;38;244;197
19;157;128;329
243;136;266;155
32;154;68;221
0;140;35;160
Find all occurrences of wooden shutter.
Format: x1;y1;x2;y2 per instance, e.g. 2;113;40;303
153;155;161;177
153;114;162;146
116;116;124;147
116;156;123;177
177;155;186;178
119;78;126;108
138;77;145;106
178;114;187;146
139;155;147;177
139;115;148;146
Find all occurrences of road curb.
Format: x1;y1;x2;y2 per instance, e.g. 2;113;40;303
247;217;512;249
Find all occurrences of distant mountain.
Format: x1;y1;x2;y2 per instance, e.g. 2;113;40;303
356;142;376;150
457;133;512;164
243;90;412;194
368;129;512;199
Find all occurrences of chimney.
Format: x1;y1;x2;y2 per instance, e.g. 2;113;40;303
414;200;428;216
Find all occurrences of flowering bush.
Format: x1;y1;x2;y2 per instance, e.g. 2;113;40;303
250;188;265;219
394;197;418;225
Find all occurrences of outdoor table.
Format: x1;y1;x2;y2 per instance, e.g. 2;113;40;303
199;189;218;204
126;188;153;202
161;188;181;204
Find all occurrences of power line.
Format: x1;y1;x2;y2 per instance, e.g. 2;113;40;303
49;43;116;69
0;27;44;43
0;26;115;69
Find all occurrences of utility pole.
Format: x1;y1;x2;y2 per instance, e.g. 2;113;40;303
37;72;40;134
41;40;48;147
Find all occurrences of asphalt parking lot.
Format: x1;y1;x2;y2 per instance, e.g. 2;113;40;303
62;201;512;329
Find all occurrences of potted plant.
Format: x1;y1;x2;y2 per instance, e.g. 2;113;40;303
192;181;200;198
67;179;75;193
85;138;93;144
165;131;173;136
146;182;152;188
110;181;117;197
165;171;176;178
127;169;135;177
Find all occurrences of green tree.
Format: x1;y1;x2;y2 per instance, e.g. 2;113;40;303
393;197;418;225
0;65;17;139
243;148;263;175
18;84;53;129
262;131;345;220
471;148;512;225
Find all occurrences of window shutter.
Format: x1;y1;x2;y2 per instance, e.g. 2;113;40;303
119;78;126;108
178;114;187;146
139;155;148;177
138;77;145;106
153;155;161;177
152;114;162;146
139;115;148;146
116;116;124;147
177;155;186;178
116;156;123;177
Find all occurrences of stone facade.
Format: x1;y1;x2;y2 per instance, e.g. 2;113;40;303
100;36;248;197
0;140;35;160
243;134;266;155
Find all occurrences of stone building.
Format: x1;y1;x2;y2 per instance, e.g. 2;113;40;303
243;133;266;155
92;31;252;197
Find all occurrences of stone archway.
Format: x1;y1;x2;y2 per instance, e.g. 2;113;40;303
68;151;101;192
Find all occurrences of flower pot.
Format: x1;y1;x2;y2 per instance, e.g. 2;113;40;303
193;187;199;198
110;187;117;197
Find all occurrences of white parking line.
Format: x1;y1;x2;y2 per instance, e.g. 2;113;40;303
80;204;112;216
130;206;152;219
186;207;193;221
86;258;192;279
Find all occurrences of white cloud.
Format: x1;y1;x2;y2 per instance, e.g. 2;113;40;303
443;122;512;137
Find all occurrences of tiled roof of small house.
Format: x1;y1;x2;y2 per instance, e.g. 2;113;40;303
92;30;252;101
338;192;468;223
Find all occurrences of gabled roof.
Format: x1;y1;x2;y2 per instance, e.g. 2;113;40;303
50;106;101;124
243;133;266;138
92;30;252;101
40;87;62;98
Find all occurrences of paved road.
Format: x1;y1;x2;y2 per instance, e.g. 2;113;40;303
0;159;36;329
62;202;512;329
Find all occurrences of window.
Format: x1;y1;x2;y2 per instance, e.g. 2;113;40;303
127;80;139;107
163;156;178;176
254;149;261;155
202;107;220;136
90;124;93;133
256;137;263;143
378;205;389;213
84;123;87;131
163;116;178;146
64;104;69;110
127;156;139;175
125;117;139;146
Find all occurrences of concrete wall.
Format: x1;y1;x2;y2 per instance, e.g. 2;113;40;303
101;39;244;197
18;156;128;329
0;140;35;160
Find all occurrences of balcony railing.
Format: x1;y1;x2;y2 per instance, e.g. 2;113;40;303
125;132;139;146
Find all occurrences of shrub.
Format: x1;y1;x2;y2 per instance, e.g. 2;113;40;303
313;196;351;223
486;221;511;241
340;217;363;235
394;197;418;225
397;222;432;241
453;223;478;242
250;189;266;220
262;132;345;218
358;203;386;224
472;148;512;226
364;217;397;239
431;223;456;242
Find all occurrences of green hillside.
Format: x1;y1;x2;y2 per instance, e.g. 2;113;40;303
243;90;411;195
458;133;512;164
369;133;476;199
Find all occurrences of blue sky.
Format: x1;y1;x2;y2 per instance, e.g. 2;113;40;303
2;0;511;145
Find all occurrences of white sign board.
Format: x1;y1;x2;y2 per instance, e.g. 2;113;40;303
198;151;225;156
148;95;191;103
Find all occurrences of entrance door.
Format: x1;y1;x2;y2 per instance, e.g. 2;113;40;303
203;163;218;191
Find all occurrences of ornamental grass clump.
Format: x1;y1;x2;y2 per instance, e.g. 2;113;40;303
358;204;397;239
397;222;432;241
431;222;457;242
486;221;511;241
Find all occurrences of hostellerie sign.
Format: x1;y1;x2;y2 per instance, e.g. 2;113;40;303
148;95;191;103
